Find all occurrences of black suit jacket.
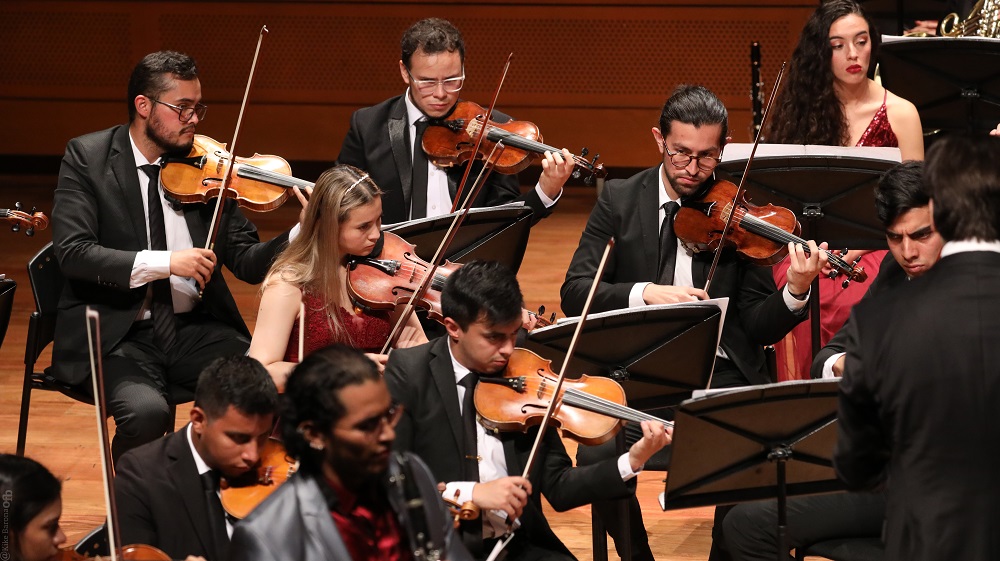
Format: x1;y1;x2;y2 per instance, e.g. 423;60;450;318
336;94;551;225
115;426;227;561
52;125;289;384
835;251;1000;561
228;453;472;561
384;337;636;558
560;166;805;386
809;253;905;379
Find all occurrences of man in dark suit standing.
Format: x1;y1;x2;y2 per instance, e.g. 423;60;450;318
836;133;1000;561
336;17;574;225
52;51;301;460
560;85;827;560
384;261;671;561
115;355;279;561
229;345;472;561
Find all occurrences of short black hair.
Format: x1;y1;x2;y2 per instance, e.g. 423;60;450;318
127;50;198;122
874;160;928;227
441;260;523;330
658;85;728;147
926;134;1000;242
194;355;278;420
281;345;381;474
400;18;465;69
0;454;61;536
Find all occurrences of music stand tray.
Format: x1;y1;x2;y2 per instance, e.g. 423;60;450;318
880;36;1000;133
384;204;533;273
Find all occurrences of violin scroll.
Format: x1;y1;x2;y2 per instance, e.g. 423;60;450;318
5;202;49;236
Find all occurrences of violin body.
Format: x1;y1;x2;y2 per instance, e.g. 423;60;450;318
474;348;625;447
220;438;298;519
57;543;171;561
159;135;293;212
422;101;543;175
675;179;801;266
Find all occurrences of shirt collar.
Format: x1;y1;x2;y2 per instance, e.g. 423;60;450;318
185;423;212;476
403;88;427;128
128;130;158;168
448;340;472;385
940;239;1000;258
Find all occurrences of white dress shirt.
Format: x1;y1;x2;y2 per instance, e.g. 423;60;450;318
186;424;234;538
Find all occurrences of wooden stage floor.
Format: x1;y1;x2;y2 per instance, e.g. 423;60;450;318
0;176;724;560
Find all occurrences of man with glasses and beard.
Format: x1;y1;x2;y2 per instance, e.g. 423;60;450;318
51;50;305;462
228;344;472;561
336;17;574;225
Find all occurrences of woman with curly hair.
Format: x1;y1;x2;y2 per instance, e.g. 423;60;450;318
766;0;924;379
248;165;426;391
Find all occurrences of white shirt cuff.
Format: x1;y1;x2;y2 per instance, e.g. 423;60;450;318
618;452;641;481
443;481;476;506
130;250;172;288
822;352;845;379
629;282;650;308
533;183;561;208
782;285;810;312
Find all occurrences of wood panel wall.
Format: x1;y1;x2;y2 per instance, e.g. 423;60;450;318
1;1;814;174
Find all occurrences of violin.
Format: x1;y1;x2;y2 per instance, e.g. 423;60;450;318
347;231;555;327
473;348;672;447
219;438;298;519
2;202;48;236
421;101;606;184
56;543;170;561
159;135;314;213
674;180;868;285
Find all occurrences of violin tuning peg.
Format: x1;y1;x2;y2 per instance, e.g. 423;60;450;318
549;312;556;323
842;278;850;289
14;201;22;211
30;206;37;214
592;153;601;165
537;305;546;315
11;224;19;233
580;147;589;158
571;169;581;180
25;227;34;237
584;175;595;186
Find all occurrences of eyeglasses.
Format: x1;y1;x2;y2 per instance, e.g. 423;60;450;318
150;98;208;123
663;145;722;172
407;68;465;94
342;404;403;439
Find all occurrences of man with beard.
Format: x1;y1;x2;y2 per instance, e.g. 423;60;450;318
384;261;671;560
228;345;472;561
560;85;827;560
115;355;278;561
51;50;303;461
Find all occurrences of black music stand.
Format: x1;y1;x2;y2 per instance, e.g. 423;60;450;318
718;145;898;356
384;204;533;273
525;300;726;561
663;379;845;561
880;36;1000;134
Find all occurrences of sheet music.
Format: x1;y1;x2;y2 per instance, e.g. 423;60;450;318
720;143;901;164
382;201;526;230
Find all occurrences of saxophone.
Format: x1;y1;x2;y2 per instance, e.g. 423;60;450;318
941;0;1000;37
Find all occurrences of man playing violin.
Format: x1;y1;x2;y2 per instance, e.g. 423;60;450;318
51;50;306;462
384;260;671;561
229;344;472;561
114;355;278;561
560;85;828;561
336;17;575;225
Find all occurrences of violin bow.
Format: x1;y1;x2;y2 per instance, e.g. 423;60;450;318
203;25;269;255
485;238;616;561
703;62;785;293
85;308;125;561
379;54;514;353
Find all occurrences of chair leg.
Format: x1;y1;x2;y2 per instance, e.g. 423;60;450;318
592;504;608;561
16;364;34;456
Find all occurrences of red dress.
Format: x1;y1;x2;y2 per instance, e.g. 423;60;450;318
772;91;895;380
283;290;392;362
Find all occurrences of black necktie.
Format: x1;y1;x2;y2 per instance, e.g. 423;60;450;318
200;470;230;559
458;372;480;482
657;201;681;285
140;165;177;350
410;120;430;220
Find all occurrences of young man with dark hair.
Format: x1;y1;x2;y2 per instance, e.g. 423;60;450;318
836;134;1000;561
228;345;471;561
336;17;574;224
115;355;279;561
51;50;304;461
561;84;827;561
384;260;670;561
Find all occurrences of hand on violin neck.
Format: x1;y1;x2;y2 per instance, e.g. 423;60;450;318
293;185;314;227
537;148;574;200
821;248;868;277
642;284;709;305
471;476;532;519
169;248;217;289
784;240;829;295
627;420;672;472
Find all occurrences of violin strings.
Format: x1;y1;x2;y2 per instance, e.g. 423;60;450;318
524;377;673;428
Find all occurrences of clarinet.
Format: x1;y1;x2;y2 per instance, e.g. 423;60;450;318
750;41;764;139
388;452;449;561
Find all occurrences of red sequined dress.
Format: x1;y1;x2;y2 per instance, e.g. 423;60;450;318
283;290;392;362
771;90;894;380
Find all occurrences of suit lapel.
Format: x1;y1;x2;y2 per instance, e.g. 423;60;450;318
388;97;412;213
296;476;353;561
165;427;219;560
429;337;465;455
639;168;661;280
110;126;149;249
